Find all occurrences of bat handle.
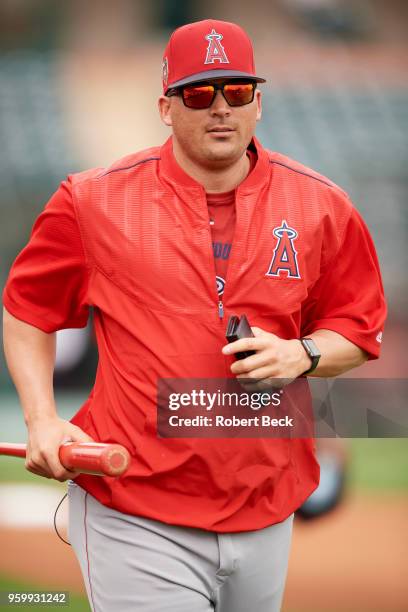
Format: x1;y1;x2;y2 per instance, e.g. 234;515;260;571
59;442;130;476
0;442;130;477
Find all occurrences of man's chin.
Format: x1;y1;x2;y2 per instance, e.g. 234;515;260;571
203;143;241;163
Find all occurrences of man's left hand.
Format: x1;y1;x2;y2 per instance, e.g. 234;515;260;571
222;327;311;388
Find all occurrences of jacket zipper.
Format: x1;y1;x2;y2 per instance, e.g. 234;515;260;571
200;189;239;323
218;300;224;319
202;197;228;323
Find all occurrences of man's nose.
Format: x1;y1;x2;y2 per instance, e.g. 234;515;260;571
210;90;231;115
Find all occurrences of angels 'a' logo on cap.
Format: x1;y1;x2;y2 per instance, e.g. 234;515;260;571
162;57;169;85
204;29;229;65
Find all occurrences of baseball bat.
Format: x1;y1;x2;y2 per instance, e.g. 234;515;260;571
0;442;130;477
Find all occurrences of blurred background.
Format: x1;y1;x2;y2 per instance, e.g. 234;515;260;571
0;1;407;610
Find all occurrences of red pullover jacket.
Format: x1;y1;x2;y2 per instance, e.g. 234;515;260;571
3;136;386;531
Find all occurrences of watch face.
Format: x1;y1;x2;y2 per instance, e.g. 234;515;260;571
303;338;320;358
301;338;321;375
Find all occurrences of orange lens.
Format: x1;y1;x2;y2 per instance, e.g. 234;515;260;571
183;85;215;109
223;83;254;106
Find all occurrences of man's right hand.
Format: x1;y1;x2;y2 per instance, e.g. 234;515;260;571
26;415;94;481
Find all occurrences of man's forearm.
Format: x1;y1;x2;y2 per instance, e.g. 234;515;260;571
3;307;92;481
224;326;369;380
2;307;57;424
306;329;368;377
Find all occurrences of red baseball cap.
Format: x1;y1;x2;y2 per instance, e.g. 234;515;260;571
162;19;266;94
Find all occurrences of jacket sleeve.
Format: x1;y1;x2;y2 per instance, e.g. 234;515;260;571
2;178;90;333
300;206;387;359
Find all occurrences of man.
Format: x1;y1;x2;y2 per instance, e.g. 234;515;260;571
2;19;386;612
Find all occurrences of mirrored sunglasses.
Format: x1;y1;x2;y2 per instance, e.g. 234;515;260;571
167;80;257;109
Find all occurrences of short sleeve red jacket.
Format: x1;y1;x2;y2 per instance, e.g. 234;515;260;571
3;136;386;532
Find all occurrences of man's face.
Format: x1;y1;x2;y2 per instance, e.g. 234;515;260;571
159;79;262;168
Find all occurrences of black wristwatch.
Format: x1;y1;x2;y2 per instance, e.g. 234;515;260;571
300;337;321;375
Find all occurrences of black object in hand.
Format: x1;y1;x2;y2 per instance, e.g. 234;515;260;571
226;315;256;360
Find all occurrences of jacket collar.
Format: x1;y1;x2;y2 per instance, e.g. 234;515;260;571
160;135;270;193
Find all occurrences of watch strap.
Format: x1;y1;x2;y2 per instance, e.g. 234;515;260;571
300;337;321;375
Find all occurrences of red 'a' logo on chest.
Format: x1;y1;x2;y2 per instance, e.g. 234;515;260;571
266;220;301;279
204;29;230;65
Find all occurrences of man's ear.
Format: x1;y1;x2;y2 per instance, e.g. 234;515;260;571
255;89;262;122
158;95;173;127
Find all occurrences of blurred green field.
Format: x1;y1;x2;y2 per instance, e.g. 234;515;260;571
348;438;408;491
0;575;89;611
0;458;66;488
